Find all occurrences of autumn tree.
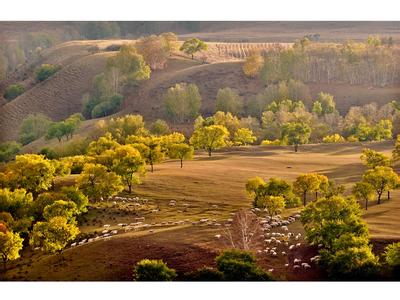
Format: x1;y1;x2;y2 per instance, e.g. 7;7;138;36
43;200;78;222
179;38;208;59
6;154;56;195
168;143;194;168
360;148;391;169
135;35;169;70
312;92;337;116
215;88;243;115
102;114;147;143
0;231;23;270
164;83;202;123
293;173;328;205
106;44;151;85
242;51;263;78
190;125;229;156
60;186;89;213
233;128;256;146
150;119;170;136
30;216;79;253
352;182;375;210
111;144;146;193
301;195;369;249
161;32;179;55
363;166;400;204
127;136;164;173
77;163;124;201
281;122;311;152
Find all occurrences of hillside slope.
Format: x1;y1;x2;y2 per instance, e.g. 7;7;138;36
0;52;111;142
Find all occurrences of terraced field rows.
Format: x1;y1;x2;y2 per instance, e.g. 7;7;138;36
0;52;112;142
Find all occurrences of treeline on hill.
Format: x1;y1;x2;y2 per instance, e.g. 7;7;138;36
243;36;399;87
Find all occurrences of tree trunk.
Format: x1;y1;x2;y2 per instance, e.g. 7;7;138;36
377;192;382;204
388;190;390;199
315;191;318;200
303;191;307;206
208;148;212;157
150;163;154;173
180;159;183;168
128;184;132;193
191;54;194;59
365;198;368;210
294;144;298;152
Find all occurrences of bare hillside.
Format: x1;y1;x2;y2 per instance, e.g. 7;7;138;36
0;52;111;142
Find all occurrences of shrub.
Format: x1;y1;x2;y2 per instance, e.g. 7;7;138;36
19;113;52;145
39;147;57;159
4;84;24;101
104;44;121;52
35;64;60;82
133;259;177;281
322;134;345;143
261;139;281;146
216;249;273;281
184;267;224;281
91;94;123;118
150;119;170;136
385;242;400;276
0;142;21;162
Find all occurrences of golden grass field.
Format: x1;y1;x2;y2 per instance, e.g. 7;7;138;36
2;141;399;281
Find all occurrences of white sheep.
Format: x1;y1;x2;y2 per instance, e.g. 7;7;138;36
296;243;301;248
71;243;76;247
268;269;274;272
289;245;295;250
265;239;272;244
284;263;289;267
214;234;221;239
103;224;111;228
293;265;300;269
294;258;302;264
281;251;286;256
302;263;311;269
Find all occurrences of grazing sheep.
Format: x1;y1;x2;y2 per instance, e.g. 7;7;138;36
102;230;109;234
282;226;289;231
281;251;286;256
257;250;262;254
268;269;274;272
275;240;281;245
285;242;289;246
103;224;111;228
296;243;301;248
318;243;324;248
70;243;76;247
294;258;302;264
215;234;221;239
111;230;118;235
302;263;311;269
293;265;300;269
310;256;321;263
289;245;295;250
284;263;289;267
265;239;272;244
